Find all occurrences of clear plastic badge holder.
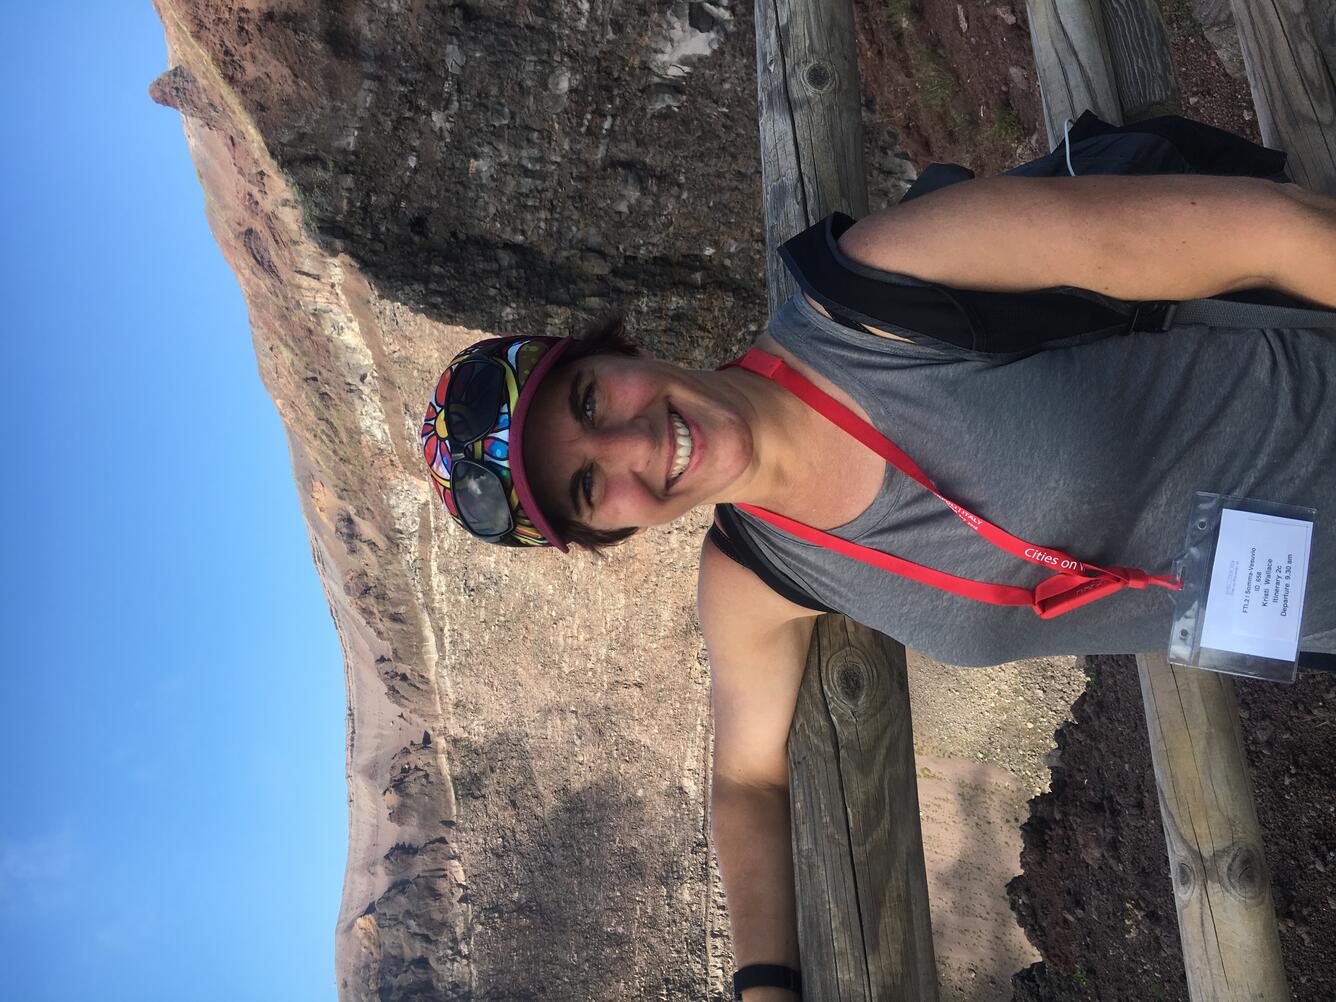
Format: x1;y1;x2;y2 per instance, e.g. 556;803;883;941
1168;493;1315;684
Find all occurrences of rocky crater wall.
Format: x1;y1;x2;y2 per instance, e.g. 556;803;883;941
150;1;813;999
162;0;775;361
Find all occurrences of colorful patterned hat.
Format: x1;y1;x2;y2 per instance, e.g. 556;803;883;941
421;335;573;550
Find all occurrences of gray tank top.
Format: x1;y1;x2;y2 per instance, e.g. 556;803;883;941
735;293;1336;666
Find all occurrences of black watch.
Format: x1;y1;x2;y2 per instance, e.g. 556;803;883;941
732;963;802;999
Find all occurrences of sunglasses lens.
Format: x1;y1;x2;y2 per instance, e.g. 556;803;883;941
445;359;506;445
453;461;513;538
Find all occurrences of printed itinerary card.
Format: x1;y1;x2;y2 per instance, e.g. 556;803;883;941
1169;494;1315;683
1198;508;1312;662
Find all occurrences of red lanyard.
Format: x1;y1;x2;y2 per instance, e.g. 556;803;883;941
728;347;1181;619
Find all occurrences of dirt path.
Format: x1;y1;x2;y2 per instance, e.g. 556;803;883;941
908;652;1088;1001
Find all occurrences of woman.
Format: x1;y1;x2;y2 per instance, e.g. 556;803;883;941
421;116;1336;1000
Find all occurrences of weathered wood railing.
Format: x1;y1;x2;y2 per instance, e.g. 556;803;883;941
1135;657;1289;999
788;621;937;1001
1230;0;1336;191
756;1;938;999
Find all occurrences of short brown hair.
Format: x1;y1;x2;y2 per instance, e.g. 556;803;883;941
543;315;642;552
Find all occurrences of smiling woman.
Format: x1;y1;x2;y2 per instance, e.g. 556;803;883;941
521;315;726;550
522;343;762;534
420;113;1336;1001
419;314;764;551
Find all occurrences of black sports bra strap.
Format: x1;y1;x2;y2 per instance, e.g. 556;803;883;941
709;505;834;615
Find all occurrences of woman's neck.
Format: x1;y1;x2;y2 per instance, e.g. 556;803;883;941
710;361;871;526
707;337;899;530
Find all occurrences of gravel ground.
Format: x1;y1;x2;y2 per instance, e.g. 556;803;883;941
908;654;1088;796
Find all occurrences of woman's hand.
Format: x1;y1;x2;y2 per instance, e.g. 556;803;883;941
838;173;1336;308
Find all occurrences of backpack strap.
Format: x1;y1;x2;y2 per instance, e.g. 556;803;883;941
775;112;1335;352
1061;109;1290;180
899;162;975;202
779;213;1336;356
708;505;834;614
779;213;1149;354
1167;295;1336;329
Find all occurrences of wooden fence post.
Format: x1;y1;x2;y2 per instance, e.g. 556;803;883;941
1024;0;1124;145
1136;655;1290;1001
1100;0;1179;119
788;619;938;1002
755;0;867;313
755;1;938;998
1029;2;1304;996
1228;0;1336;193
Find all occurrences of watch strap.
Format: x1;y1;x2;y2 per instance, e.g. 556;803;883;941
732;963;802;999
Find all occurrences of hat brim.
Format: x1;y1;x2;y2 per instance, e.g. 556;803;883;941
508;336;573;552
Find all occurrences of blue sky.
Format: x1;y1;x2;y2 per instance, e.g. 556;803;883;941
1;5;347;1000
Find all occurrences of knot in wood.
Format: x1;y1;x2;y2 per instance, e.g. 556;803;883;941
817;631;888;717
837;663;864;703
804;61;834;92
1173;856;1198;899
1222;843;1266;903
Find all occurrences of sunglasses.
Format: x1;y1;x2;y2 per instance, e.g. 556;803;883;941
445;356;515;541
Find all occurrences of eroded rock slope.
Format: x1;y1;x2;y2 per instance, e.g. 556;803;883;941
151;1;779;998
150;1;944;998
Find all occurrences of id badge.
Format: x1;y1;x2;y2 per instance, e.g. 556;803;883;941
1168;493;1315;684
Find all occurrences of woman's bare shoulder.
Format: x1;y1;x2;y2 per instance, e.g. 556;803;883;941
698;533;818;772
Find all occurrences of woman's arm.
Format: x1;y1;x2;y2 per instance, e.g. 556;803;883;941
837;174;1336;309
698;537;820;999
1262;182;1336;308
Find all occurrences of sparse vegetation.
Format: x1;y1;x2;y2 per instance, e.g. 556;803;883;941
989;102;1026;146
884;0;919;27
913;42;959;116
